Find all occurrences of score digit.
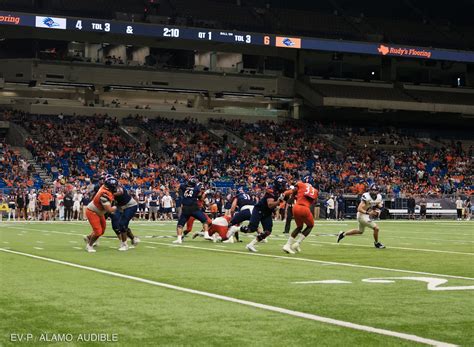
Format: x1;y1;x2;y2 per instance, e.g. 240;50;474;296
75;20;82;30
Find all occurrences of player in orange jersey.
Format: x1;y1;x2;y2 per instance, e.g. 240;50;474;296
282;175;318;254
83;177;118;253
193;215;234;242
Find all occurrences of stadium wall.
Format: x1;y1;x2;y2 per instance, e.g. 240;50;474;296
9;104;284;123
0;59;294;96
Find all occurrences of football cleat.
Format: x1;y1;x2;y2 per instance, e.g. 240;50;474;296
337;231;345;243
246;244;258;252
131;237;140;247
85;244;96;253
291;242;301;253
222;237;235;244
282;244;295;254
172;239;182;244
83;235;98;247
118;244;129;251
374;242;386;249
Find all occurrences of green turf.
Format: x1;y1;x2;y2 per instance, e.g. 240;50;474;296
1;220;473;346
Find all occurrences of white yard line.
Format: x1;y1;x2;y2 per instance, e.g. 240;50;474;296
33;247;43;250
309;241;473;256
380;235;474;243
4;226;474;280
0;247;457;347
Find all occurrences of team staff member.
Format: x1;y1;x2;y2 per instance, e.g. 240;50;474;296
37;189;52;221
16;190;26;221
84;177;118;253
283;194;295;234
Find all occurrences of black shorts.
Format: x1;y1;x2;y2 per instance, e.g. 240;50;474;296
163;207;172;214
138;203;146;212
420;207;427;215
42;205;50;212
408;207;415;214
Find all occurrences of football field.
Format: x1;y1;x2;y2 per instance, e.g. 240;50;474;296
1;220;473;346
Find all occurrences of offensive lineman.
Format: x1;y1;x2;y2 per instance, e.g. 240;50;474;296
337;184;385;249
111;183;140;251
244;176;287;252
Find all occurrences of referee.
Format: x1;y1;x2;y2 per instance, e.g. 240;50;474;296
283;195;295;234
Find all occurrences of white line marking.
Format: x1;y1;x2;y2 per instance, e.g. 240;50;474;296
73;247;82;250
33;247;43;250
36;241;44;244
362;277;474;291
141;240;474;281
2;241;9;244
0;247;456;347
293;280;352;284
381;235;474;243
312;241;473;256
8;226;474;281
68;241;78;244
145;246;156;249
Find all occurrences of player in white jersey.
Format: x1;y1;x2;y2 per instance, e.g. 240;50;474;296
337;184;385;249
27;190;37;220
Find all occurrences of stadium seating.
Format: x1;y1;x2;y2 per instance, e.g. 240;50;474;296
1;108;472;198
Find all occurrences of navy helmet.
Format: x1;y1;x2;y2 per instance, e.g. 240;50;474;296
273;175;287;194
104;177;119;192
302;175;314;186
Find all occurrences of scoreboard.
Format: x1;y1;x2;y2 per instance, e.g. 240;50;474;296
1;11;474;63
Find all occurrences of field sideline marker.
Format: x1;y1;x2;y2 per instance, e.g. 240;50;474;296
0;247;457;347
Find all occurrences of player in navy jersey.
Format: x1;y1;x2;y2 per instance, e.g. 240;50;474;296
111;183;140;251
173;177;210;244
225;187;255;242
245;176;287;252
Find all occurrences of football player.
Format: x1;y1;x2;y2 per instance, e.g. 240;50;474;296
337;183;385;249
225;187;255;242
111;183;140;251
83;177;118;253
244;176;287;252
173;177;211;244
282;175;318;254
193;215;233;242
